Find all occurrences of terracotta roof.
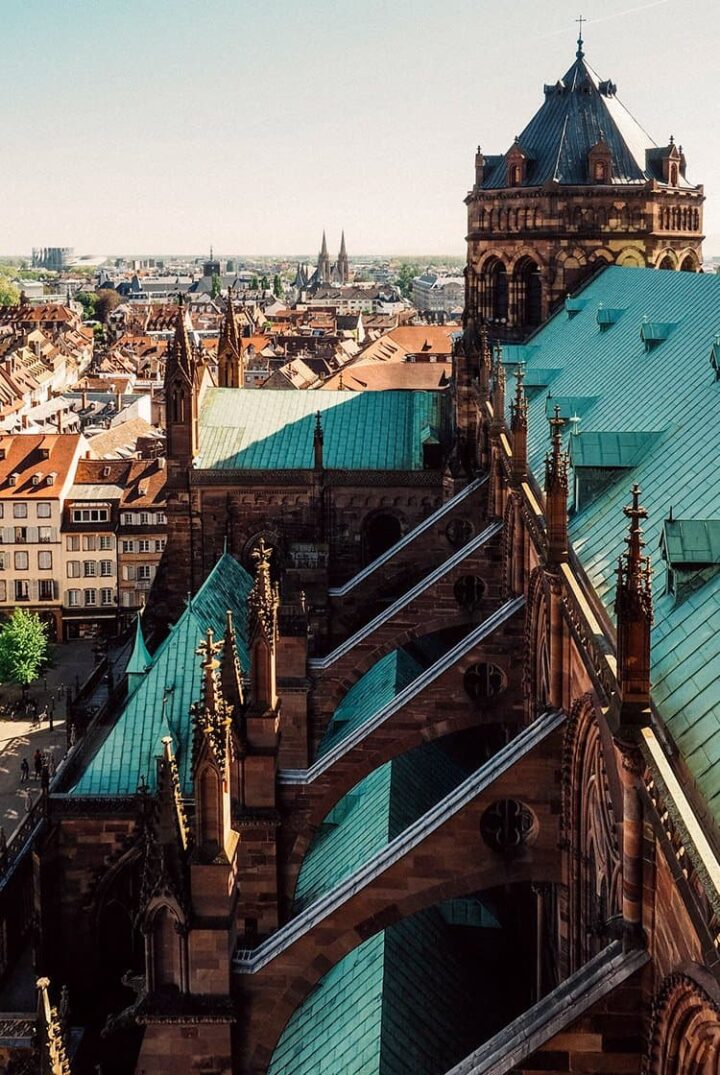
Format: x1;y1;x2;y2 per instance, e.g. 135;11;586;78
0;433;83;499
74;456;166;508
87;417;163;459
320;363;452;391
385;325;455;355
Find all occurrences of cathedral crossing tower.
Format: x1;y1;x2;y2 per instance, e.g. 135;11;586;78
465;34;704;338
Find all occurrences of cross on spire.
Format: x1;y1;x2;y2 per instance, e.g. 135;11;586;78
576;14;585;58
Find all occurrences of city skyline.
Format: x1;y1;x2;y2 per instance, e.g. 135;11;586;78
2;0;719;256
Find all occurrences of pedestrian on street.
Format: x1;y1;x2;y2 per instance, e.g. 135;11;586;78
33;749;42;780
48;707;54;732
20;758;29;783
23;788;31;813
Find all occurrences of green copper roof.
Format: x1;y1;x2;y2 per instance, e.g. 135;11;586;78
570;429;662;469
126;613;151;677
71;554;252;796
661;520;720;567
293;742;466;913
198;388;448;471
268;909;473;1075
316;648;424;759
512;265;720;820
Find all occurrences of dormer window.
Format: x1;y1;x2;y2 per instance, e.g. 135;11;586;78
8;473;18;487
46;472;56;486
506;139;527;187
31;473;41;486
670;163;678;186
594;160;607;182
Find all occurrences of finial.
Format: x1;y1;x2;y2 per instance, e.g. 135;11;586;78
576;14;585;57
569;412;581;436
622;483;649;583
669;134;675;146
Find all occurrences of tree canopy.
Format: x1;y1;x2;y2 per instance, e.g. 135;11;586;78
273;274;283;298
0;610;49;690
395;263;421;299
0;274;21;307
94;288;122;323
74;290;98;320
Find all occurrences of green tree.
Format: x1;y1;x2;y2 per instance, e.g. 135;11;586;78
211;272;222;299
260;274;269;291
250;276;259;290
395;263;421;299
273;274;283;298
0;275;21;307
75;290;98;319
0;610;49;697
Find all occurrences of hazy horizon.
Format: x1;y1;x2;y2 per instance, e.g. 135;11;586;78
3;0;719;256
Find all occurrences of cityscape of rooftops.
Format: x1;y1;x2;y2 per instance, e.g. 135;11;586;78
1;2;720;1074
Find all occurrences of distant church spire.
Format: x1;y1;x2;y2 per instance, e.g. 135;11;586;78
337;230;350;285
575;14;585;58
317;230;330;284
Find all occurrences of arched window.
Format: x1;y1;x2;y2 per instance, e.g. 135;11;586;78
509;164;521;186
679;254;698;273
513;256;542;328
593;160;607;182
670;163;678;186
658;254;674;271
361;512;402;565
480;257;509;323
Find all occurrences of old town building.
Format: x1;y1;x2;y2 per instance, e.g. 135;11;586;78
4;41;720;1075
465;34;704;336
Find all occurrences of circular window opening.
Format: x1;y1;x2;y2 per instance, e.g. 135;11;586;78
480;799;536;852
463;662;505;701
454;575;487;611
446;517;474;548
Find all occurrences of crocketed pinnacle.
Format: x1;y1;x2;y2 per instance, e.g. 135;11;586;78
36;977;72;1075
249;539;280;646
192;629;231;767
615;483;653;622
510;365;528;432
491;343;506;422
545;405;569;493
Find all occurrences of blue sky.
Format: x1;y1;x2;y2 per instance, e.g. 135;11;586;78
1;0;718;256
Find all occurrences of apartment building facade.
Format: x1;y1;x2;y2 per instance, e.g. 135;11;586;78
0;434;86;640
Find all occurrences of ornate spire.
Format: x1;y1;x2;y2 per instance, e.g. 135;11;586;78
218;287;241;386
193;629;231;768
576;13;585;58
478;324;492;401
36;977;72;1075
544;405;569;565
169;298;195;385
313;410;324;469
614;484;653;712
491;343;506;425
248;540;279;647
510;365;528;482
